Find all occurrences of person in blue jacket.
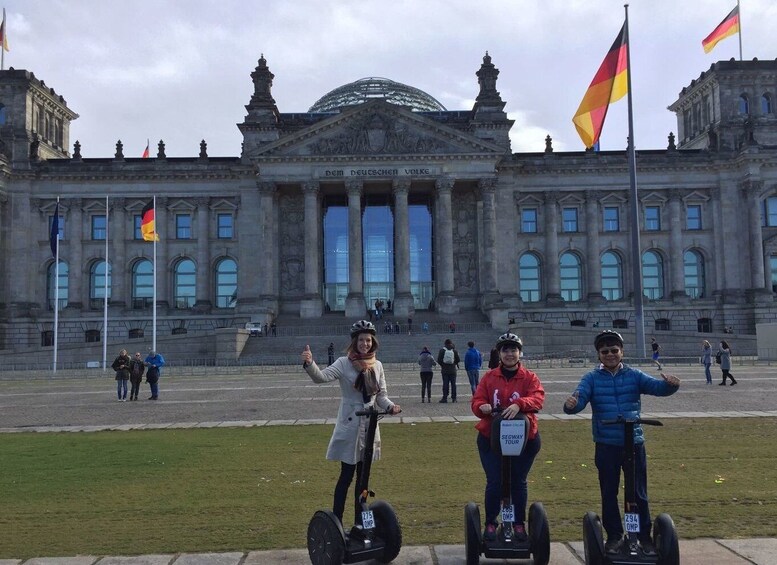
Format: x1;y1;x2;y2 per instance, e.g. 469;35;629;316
563;330;680;556
464;340;483;393
144;350;166;400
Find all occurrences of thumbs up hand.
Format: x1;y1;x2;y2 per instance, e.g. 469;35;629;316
564;390;580;411
660;372;680;387
301;344;313;366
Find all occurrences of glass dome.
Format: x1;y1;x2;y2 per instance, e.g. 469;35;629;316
309;77;447;113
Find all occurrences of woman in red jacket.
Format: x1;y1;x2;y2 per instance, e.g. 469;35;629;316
471;333;545;542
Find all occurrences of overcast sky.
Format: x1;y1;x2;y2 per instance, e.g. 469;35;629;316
5;0;776;157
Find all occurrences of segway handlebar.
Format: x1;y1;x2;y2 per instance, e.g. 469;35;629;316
355;407;401;416
602;417;663;427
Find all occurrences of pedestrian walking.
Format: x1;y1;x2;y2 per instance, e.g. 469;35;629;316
464;340;483;393
717;340;737;386
650;337;662;370
327;342;335;366
700;340;713;384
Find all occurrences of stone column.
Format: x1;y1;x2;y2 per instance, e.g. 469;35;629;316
154;197;168;308
392;178;414;317
710;186;726;297
195;197;211;311
111;198;126;309
236;178;262;312
258;181;278;314
344;179;365;317
743;180;771;301
544;191;563;304
668;190;688;302
300;181;323;318
435;177;458;314
479;178;499;302
10;194;33;315
585;192;603;303
67;198;84;310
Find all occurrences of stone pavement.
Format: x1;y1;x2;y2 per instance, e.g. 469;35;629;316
2;365;777;564
2;538;777;564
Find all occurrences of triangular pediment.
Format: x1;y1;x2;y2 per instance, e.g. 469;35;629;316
246;99;504;159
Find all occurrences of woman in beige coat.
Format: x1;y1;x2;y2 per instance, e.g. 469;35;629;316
301;320;401;525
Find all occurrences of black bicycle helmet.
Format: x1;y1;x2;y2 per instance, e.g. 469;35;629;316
594;330;624;350
495;332;523;351
350;320;377;338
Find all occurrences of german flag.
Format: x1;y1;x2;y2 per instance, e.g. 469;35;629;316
702;6;740;54
141;200;159;242
572;23;628;149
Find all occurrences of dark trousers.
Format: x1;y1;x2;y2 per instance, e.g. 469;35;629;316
721;369;737;384
477;432;541;525
595;442;651;542
333;461;363;525
441;373;457;400
129;380;141;399
420;371;433;399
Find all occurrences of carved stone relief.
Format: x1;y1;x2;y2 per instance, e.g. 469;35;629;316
278;193;305;295
452;190;479;292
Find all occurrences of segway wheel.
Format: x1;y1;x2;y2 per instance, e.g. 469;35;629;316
653;513;680;565
464;502;482;565
528;502;550;565
307;510;346;565
582;511;605;565
369;500;402;563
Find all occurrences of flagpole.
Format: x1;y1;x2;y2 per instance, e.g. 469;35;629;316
1;8;5;71
624;4;646;360
152;195;157;352
102;196;109;371
53;197;60;373
737;0;743;61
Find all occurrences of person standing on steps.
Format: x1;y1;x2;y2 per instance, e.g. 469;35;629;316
438;338;460;403
718;340;737;386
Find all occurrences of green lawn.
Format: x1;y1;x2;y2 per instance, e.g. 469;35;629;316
1;418;775;558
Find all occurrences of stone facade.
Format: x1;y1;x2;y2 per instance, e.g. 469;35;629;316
1;56;777;355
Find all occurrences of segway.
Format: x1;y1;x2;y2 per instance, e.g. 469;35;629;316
582;417;679;565
464;410;550;565
307;405;402;565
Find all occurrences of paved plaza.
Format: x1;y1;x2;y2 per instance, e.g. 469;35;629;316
2;362;776;564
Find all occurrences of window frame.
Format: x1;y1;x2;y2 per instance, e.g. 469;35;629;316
562;207;578;233
603;206;620;232
176;213;192;239
521;208;538;234
644;206;661;231
686;204;702;230
91;214;107;240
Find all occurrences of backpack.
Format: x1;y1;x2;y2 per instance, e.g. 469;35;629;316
443;348;455;364
715;351;722;364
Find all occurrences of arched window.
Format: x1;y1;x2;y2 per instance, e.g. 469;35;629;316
132;259;153;309
762;93;772;115
683;250;705;299
215;258;237;308
47;261;69;310
642;251;664;300
560;252;582;301
174;259;196;309
518;253;541;303
739;94;749;115
601;251;623;301
89;260;112;307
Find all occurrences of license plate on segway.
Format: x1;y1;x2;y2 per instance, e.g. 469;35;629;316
624;512;640;533
501;504;515;524
361;510;375;530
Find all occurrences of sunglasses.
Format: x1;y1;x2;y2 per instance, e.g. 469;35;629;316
598;348;621;355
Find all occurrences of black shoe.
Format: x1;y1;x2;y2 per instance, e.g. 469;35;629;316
421;397;425;403
639;537;657;556
605;537;624;554
438;398;447;403
730;380;737;386
451;398;457;403
718;382;726;386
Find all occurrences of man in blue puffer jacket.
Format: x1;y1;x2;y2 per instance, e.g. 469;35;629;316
563;330;680;556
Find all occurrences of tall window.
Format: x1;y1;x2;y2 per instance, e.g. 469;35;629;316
770;256;777;292
518;253;541;303
562;207;578;232
686;205;702;230
762;93;773;115
762;197;777;227
217;214;233;239
684;250;705;299
642;251;664;300
739;94;749;115
134;215;143;239
408;201;433;310
176;214;192;239
362;198;394;309
645;206;661;231
522;208;538;233
560;252;582;301
603;207;619;232
132;259;153;309
174;259;196;309
47;261;69;310
90;261;112;304
91;215;106;240
601;251;623;301
215;258;237;308
49;214;65;240
323;201;349;311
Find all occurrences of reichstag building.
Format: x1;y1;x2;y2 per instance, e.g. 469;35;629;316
1;54;777;353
